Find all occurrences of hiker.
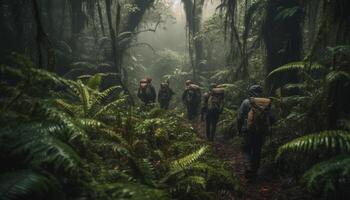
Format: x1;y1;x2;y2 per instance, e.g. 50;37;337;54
237;85;272;178
203;84;225;141
182;80;201;120
137;77;156;105
158;80;175;109
201;83;218;121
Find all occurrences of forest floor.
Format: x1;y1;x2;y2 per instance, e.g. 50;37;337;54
194;120;283;200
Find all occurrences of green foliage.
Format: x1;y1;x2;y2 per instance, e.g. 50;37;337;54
170;146;208;172
303;154;350;193
276;130;350;197
0;170;63;200
267;61;325;88
276;130;350;159
275;6;301;21
0;59;240;199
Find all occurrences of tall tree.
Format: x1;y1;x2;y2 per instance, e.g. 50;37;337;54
262;0;303;74
182;0;205;81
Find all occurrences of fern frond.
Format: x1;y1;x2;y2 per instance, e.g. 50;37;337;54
132;158;156;186
99;128;129;146
276;130;350;160
55;99;79;117
267;62;306;80
0;170;63;200
171;146;208;172
27;68;71;86
93;98;126;118
0;65;25;80
94;86;122;105
39;104;87;140
77;80;91;116
29;137;82;175
77;118;105;130
326;70;350;84
267;61;324;82
93;141;131;158
175;175;207;191
303;154;350;193
87;73;102;90
1;121;82;176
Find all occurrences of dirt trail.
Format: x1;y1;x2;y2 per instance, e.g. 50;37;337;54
194;120;282;200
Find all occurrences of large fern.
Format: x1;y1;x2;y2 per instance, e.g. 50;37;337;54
277;130;350;197
267;61;324;80
170;146;209;172
1;123;82;176
0;170;63;200
302;154;350;194
276;130;350;160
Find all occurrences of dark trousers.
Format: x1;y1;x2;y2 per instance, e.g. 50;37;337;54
206;112;220;141
159;101;170;109
242;132;264;175
187;105;198;120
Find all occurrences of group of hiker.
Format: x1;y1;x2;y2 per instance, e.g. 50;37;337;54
137;77;273;179
137;77;174;109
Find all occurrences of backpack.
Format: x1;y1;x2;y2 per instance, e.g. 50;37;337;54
158;84;171;101
247;97;271;134
208;88;224;112
185;84;200;105
139;80;154;102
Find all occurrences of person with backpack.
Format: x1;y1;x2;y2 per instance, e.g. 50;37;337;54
204;85;225;141
182;80;201;120
137;77;156;105
237;85;272;179
158;80;175;109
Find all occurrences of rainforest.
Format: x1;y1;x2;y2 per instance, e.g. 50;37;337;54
0;0;349;199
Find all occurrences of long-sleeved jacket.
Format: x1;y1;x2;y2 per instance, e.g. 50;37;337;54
137;84;156;104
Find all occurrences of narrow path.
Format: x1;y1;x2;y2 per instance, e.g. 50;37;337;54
194;120;282;200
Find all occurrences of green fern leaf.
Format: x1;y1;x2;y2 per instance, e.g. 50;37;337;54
55;99;79;117
87;73;102;90
0;170;63;200
326;70;350;84
276;130;350;160
93;98;126;118
171;146;208;172
303;154;350;194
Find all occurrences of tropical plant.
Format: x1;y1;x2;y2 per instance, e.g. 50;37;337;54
267;59;350;133
276;130;350;199
1;56;241;200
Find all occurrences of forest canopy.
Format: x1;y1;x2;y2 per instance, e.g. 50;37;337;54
1;0;350;199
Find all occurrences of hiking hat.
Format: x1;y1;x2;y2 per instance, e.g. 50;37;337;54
185;80;193;86
145;77;152;83
248;85;263;97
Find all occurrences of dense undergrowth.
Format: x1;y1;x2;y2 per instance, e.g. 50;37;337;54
258;57;350;199
0;56;240;200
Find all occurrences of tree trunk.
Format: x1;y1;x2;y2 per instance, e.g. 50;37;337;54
32;0;55;70
262;0;303;90
182;0;205;81
105;0;119;74
97;0;105;36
